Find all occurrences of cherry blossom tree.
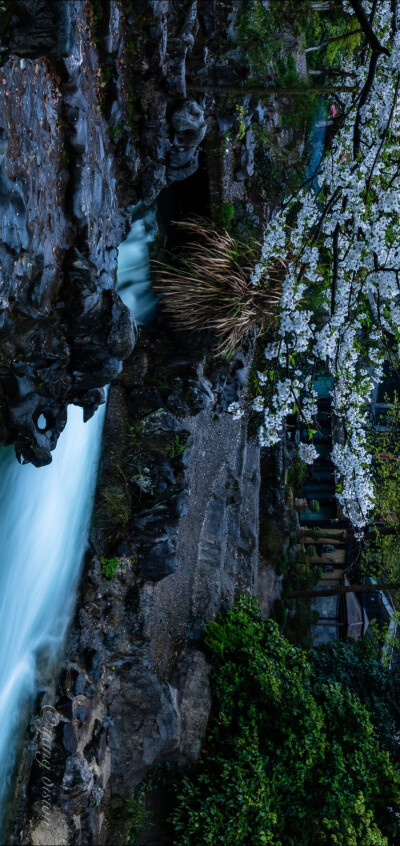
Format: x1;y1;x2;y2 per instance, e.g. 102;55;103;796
246;0;400;536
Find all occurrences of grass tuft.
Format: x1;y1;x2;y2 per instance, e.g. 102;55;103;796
153;219;285;355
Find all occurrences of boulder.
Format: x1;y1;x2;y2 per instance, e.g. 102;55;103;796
108;668;181;792
172;649;212;764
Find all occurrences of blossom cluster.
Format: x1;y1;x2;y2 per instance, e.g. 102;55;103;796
298;442;319;465
249;0;400;532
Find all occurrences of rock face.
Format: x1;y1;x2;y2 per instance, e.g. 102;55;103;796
171;649;212;764
0;1;135;464
18;321;261;845
0;0;286;463
1;0;300;841
100;0;294;208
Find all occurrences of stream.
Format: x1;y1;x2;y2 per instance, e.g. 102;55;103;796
0;210;156;833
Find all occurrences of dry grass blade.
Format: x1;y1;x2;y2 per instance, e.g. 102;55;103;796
153;218;286;355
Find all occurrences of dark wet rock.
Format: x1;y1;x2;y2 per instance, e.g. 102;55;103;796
167;100;207;183
165;389;190;417
140;408;182;437
62;723;78;755
185;376;214;412
57;697;74;721
108;667;181;792
75;674;95;699
235;127;255;182
14;0;279;841
171;648;212;763
81;388;106;423
0;4;136;465
140;538;179;581
0;127;8;158
74;705;89;726
60;755;94;815
84;720;108;766
128;386;164;418
0;164;30;252
7;0;73;59
141;160;167;207
171;100;207;149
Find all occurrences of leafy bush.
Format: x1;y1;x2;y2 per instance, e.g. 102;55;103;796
237;0;310;86
99;556;134;580
304;8;363;70
171;597;400;846
287;453;307;495
216;201;235;228
97;478;132;530
106;792;149;845
283;548;321;595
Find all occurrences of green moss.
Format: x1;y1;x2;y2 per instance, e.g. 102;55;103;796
216;201;235;227
90;0;102;45
100;556;124;580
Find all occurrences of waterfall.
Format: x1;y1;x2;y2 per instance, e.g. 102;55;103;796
0;402;106;828
117;207;158;324
0;208;157;832
306;100;327;190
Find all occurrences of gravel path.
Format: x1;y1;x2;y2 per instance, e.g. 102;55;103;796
151;407;245;677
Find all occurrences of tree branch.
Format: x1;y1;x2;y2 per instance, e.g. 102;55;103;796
187;83;355;98
305;28;362;54
347;0;390;55
353;48;381;158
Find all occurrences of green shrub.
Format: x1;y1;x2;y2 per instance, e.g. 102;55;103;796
99;556;133;580
259;517;286;563
163;433;188;459
287;453;307;495
283;548;321;594
304;8;363;70
216;201;235;228
106;792;150;845
275;553;288;576
237;0;310;86
97;476;132;530
171;597;400;846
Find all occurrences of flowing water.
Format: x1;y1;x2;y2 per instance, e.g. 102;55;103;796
0;208;156;832
0;403;106;829
306;100;327;189
117;207;158;324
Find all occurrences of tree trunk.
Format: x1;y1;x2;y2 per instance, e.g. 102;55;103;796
187;84;355;97
311;2;343;8
288;583;400;599
308;69;356;77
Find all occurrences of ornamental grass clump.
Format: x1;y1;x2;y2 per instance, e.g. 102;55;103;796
153;219;284;356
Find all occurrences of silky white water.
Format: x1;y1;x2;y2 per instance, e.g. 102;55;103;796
0;402;106;825
117;209;158;324
0;208;156;832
